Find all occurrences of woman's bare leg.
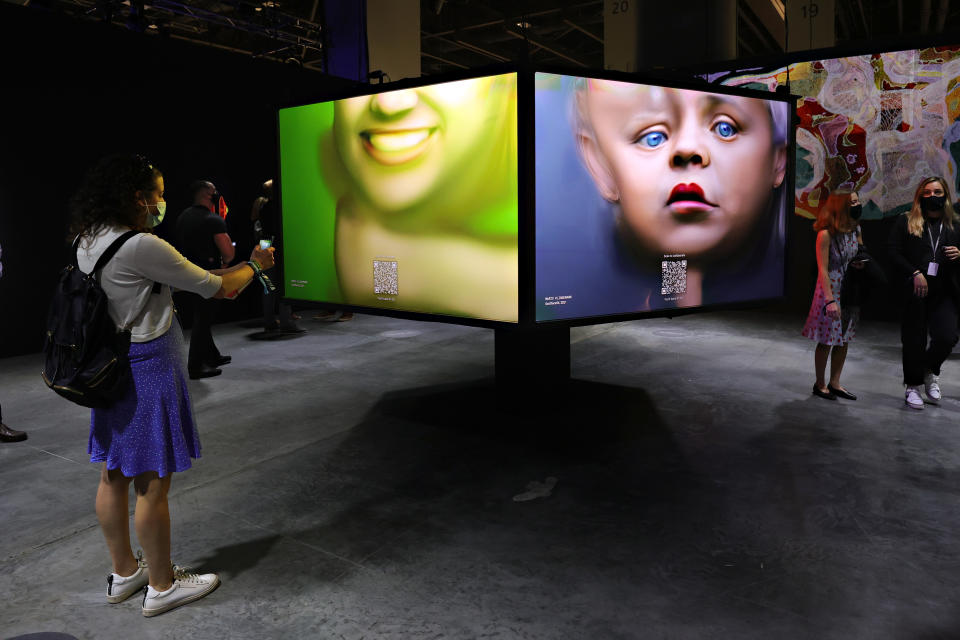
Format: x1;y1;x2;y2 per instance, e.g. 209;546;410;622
96;465;138;576
815;342;831;391
134;471;174;591
829;343;849;388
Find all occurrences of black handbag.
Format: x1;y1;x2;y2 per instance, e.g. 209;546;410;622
838;243;886;308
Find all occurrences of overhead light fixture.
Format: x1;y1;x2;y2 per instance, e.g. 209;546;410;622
516;21;531;29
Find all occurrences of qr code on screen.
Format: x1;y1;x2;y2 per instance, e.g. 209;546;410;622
373;260;398;295
661;260;687;295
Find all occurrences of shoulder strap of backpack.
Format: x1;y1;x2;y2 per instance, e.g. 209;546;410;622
71;234;83;268
90;230;141;274
83;231;163;296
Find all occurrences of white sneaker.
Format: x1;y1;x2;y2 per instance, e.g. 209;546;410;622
905;386;925;410
106;551;149;604
924;373;942;404
141;567;220;617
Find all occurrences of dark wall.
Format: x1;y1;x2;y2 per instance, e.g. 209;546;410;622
0;4;355;357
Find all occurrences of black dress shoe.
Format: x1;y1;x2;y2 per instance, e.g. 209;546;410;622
812;384;836;400
828;385;857;400
0;422;27;442
207;355;231;367
188;365;222;380
276;326;306;334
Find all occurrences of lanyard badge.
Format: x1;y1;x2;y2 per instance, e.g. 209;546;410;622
927;222;943;277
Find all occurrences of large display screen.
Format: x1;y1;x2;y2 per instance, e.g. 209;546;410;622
279;72;519;323
703;47;960;221
535;73;791;322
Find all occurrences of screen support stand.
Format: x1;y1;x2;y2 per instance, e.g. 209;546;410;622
494;327;570;411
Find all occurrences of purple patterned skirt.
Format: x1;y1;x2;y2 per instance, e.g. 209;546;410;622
89;326;201;477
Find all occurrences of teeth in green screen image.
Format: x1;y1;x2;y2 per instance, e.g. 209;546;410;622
279;73;519;323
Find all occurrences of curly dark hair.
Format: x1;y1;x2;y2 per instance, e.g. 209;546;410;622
69;154;162;239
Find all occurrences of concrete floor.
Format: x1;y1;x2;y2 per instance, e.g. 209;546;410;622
2;310;959;639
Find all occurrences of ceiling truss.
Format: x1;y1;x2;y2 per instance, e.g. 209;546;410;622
7;0;960;79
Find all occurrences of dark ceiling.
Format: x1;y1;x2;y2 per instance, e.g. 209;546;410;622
418;0;604;75
7;0;960;78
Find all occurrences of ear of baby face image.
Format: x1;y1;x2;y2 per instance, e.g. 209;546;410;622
576;80;787;262
332;76;508;214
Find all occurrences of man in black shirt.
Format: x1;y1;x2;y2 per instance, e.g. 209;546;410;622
253;179;305;335
176;180;234;379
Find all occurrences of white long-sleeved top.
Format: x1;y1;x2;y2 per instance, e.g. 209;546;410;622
76;225;223;343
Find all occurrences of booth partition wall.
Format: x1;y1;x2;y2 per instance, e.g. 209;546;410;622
276;66;795;334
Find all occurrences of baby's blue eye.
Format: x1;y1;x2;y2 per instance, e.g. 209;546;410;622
713;121;737;138
637;131;666;148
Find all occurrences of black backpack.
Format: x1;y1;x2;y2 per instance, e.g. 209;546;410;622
42;230;141;408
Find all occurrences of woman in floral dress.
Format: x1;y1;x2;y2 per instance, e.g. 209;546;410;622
802;192;864;400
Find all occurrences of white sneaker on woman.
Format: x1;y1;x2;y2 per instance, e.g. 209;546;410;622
106;551;149;603
905;386;925;410
924;373;942;403
141;567;220;617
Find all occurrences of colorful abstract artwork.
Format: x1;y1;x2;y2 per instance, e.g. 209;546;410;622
706;47;960;219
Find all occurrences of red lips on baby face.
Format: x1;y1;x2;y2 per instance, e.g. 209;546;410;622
667;183;717;215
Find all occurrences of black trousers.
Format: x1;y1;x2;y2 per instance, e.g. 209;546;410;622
186;293;222;371
901;290;959;385
261;266;296;329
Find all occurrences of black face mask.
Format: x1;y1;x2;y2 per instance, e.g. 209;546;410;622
849;204;862;220
921;195;946;212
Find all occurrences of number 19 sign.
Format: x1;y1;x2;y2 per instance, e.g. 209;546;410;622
787;0;835;52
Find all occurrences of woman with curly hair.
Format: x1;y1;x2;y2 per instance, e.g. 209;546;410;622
802;191;865;400
887;176;960;409
71;154;274;616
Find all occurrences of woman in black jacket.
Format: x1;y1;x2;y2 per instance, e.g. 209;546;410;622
887;176;960;409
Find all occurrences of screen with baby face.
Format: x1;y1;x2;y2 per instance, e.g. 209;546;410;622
278;73;519;323
534;72;790;322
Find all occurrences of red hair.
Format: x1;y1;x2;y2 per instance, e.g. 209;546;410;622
813;192;856;235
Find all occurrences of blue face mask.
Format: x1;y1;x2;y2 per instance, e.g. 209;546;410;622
147;201;167;228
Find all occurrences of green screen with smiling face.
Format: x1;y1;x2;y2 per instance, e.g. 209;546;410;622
278;72;519;323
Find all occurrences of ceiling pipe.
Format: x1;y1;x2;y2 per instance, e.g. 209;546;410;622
504;29;586;66
421;50;468;69
446;36;511;62
562;18;602;43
